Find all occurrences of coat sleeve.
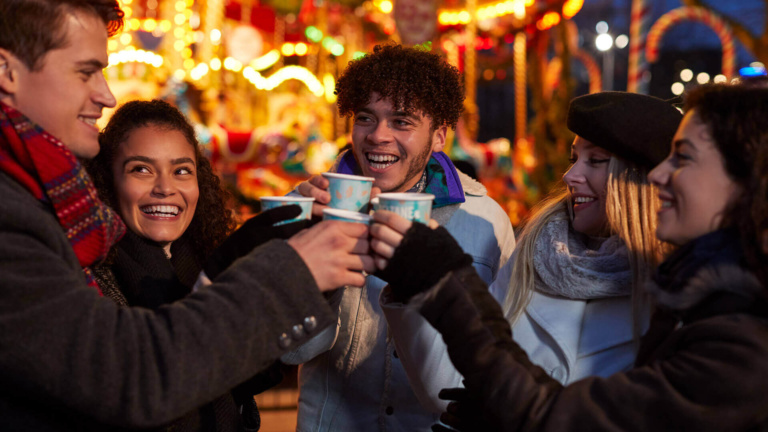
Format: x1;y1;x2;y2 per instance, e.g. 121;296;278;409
0;210;335;428
417;266;768;432
379;199;517;414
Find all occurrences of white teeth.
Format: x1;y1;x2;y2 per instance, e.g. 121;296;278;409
574;197;596;204
78;116;97;126
367;154;399;162
661;201;673;208
141;205;180;216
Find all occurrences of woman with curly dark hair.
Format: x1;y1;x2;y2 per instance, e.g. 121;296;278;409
86;99;271;431
370;83;768;431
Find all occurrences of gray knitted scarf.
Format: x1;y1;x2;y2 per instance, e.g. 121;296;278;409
534;216;632;299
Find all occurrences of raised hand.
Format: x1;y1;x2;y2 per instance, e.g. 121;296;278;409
287;220;375;291
296;175;331;218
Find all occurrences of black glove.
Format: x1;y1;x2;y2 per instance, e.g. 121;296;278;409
375;223;473;303
204;205;312;279
431;386;492;432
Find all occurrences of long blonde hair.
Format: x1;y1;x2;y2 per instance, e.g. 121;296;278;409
502;156;669;339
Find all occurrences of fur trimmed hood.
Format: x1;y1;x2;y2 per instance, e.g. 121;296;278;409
647;260;764;311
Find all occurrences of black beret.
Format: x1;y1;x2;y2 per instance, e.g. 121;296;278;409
566;92;682;168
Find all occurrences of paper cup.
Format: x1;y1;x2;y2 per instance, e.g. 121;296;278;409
375;193;435;224
323;208;372;225
322;172;375;213
260;196;314;225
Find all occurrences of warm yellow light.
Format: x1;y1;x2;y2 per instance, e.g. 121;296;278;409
174;69;186;80
175;0;186;12
174;40;185;51
183;59;195;70
224;57;242;71
186;0;194;6
250;50;281;71
210;29;222;42
295;42;308;56
122;0;132;4
281;43;295;56
123;6;132;17
210;58;222;71
108;40;118;51
562;0;584;19
160;20;172;32
128;18;140;31
323;73;336;103
174;27;185;39
181;48;193;58
143;18;157;32
379;0;393;13
119;33;132;45
174;13;185;25
458;11;471;23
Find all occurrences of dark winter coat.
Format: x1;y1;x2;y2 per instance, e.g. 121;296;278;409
0;171;333;431
403;228;768;431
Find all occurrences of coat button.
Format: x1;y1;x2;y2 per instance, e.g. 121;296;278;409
303;316;317;332
278;332;291;348
385;406;394;415
291;324;305;340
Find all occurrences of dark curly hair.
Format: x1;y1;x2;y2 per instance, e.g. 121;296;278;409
335;43;465;131
86;100;235;263
684;84;768;283
0;0;124;71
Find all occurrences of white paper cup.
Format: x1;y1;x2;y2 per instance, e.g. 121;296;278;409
322;208;373;225
374;193;435;224
260;196;315;225
322;172;375;212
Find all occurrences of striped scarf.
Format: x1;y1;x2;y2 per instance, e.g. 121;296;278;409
0;103;124;294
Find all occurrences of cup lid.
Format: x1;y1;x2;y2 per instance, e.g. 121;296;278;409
321;172;376;182
377;193;435;201
260;196;316;202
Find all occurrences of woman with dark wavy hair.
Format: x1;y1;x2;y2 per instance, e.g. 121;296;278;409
370;83;768;431
86;99;270;431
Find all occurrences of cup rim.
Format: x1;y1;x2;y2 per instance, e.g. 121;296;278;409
322;208;373;222
260;196;316;202
377;192;435;201
322;172;376;182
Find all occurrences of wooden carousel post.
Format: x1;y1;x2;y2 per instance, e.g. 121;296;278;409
200;0;224;88
513;0;527;144
465;0;478;140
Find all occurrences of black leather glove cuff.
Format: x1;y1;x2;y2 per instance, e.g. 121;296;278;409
375;223;473;303
204;205;312;279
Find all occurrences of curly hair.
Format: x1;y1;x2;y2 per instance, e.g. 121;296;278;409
86;100;235;263
684;84;768;283
0;0;123;71
335;43;464;131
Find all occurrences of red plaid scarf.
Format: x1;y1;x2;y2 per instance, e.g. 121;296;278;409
0;103;125;294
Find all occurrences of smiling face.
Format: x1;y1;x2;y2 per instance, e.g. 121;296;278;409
351;94;446;192
648;110;740;246
563;137;612;236
113;125;199;250
0;11;116;159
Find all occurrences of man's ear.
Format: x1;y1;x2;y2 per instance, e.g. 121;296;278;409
431;125;448;153
0;49;21;97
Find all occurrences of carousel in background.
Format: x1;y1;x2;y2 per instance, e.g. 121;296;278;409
105;0;592;225
105;0;758;226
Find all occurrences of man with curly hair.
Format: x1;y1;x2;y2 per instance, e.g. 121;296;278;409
288;43;516;432
0;1;373;429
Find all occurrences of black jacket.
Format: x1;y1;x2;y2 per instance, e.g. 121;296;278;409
0;171;333;431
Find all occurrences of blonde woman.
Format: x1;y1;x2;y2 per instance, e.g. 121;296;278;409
379;92;681;413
